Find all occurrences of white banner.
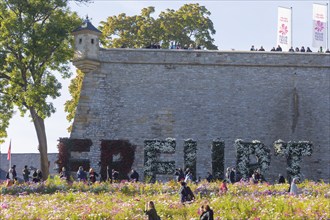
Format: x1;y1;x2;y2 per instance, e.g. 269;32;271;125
312;3;327;48
277;7;292;51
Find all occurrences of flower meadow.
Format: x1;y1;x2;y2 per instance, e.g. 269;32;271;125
1;177;329;220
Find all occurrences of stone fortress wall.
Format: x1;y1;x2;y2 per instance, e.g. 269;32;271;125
70;46;330;182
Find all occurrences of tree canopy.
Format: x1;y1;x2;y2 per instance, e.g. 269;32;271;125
0;0;85;178
65;69;84;132
100;4;217;49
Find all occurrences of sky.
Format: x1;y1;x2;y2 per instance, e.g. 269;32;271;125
0;0;329;154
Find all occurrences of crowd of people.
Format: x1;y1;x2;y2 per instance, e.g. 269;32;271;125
59;165;140;184
5;165;43;186
4;164;139;185
251;44;330;53
5;163;302;220
143;42;204;50
137;41;330;53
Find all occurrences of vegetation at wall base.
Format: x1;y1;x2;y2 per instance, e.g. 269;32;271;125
1;177;329;219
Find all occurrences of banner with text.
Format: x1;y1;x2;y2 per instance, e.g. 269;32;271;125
312;3;327;48
277;7;292;51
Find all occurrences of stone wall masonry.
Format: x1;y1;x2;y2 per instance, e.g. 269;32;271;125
71;49;330;182
0;153;58;180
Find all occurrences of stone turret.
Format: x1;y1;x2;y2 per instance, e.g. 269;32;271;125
72;17;101;73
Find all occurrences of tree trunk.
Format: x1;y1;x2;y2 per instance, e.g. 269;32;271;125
30;108;50;180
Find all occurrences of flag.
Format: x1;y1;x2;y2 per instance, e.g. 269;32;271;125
277;7;292;51
312;3;327;48
7;140;11;161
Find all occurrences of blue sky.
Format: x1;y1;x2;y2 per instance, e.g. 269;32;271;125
1;0;329;154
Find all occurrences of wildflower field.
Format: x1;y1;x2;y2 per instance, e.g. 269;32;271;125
1;177;329;220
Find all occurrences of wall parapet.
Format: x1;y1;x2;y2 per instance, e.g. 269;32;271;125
99;49;330;68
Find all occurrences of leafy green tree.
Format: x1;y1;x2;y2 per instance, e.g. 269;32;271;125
0;0;86;179
64;69;84;132
100;4;217;49
158;4;217;49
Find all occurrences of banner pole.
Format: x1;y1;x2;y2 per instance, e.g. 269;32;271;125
291;7;293;49
8;139;11;170
327;3;329;49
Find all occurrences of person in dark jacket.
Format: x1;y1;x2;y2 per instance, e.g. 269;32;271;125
130;169;139;182
145;201;160;220
206;172;213;182
200;204;214;220
77;166;87;182
258;46;265;51
32;169;42;183
12;165;17;180
230;168;236;183
276;45;282;51
60;167;70;181
174;168;185;182
278;174;286;184
22;165;30;182
179;181;195;203
306;47;312;52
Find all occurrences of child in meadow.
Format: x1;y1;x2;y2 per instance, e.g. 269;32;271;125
219;180;228;194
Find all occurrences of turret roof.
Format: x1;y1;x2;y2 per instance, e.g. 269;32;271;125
72;16;102;34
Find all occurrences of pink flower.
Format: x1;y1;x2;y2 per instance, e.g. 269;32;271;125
315;21;324;32
1;203;9;209
279;24;288;35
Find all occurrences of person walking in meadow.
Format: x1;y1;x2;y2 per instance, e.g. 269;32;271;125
22;165;30;182
11;165;17;180
144;201;161;220
184;170;193;183
225;167;236;183
225;167;231;183
89;168;99;183
290;178;299;195
130;169;139;182
6;168;15;186
219;180;228;194
77;166;87;182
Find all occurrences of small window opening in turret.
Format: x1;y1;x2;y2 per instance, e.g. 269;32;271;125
79;38;82;44
91;39;94;44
